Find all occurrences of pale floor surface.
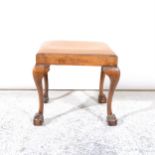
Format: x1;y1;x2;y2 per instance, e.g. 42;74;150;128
0;90;155;155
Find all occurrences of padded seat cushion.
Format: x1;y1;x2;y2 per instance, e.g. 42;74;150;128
36;41;117;66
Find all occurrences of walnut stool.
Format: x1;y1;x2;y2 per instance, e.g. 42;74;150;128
33;41;120;126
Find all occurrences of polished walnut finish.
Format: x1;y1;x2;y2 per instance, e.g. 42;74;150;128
33;41;120;126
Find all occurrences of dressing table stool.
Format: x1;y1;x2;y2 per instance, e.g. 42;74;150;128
33;41;120;126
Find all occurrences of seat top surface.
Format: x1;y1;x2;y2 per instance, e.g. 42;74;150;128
38;41;116;56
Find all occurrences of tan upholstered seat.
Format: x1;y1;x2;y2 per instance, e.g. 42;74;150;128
36;41;117;66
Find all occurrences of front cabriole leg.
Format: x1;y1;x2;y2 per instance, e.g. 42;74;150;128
104;67;120;126
33;64;49;126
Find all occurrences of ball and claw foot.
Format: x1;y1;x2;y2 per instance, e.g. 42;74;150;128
43;96;49;103
98;94;106;103
33;113;44;126
107;114;117;126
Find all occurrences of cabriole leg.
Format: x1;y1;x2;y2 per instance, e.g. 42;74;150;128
43;66;50;103
33;64;49;126
104;67;120;126
98;66;106;103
